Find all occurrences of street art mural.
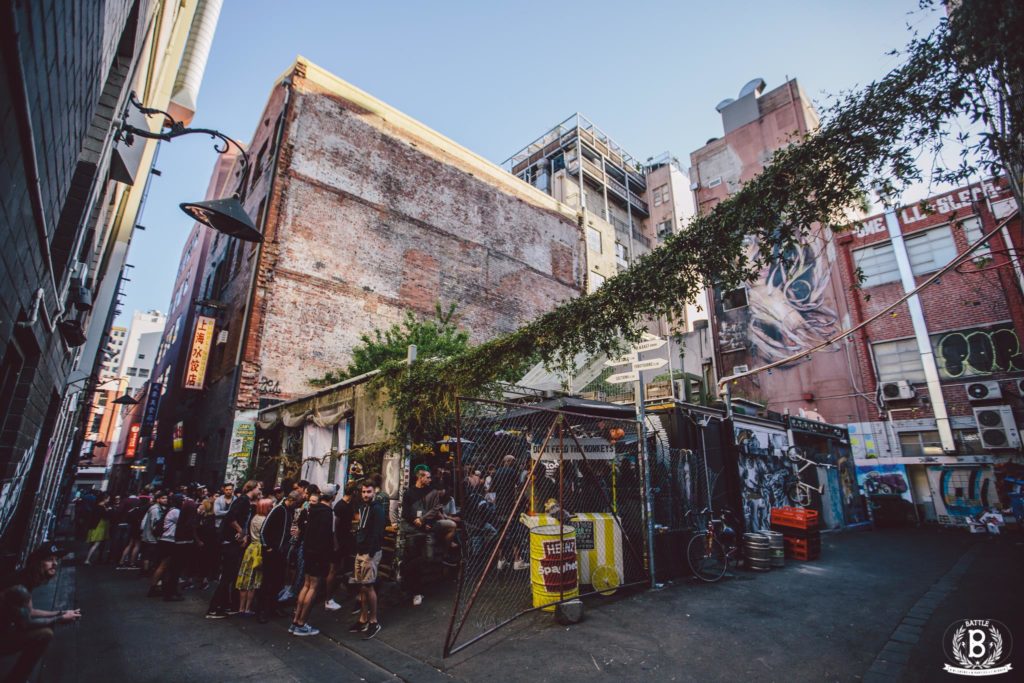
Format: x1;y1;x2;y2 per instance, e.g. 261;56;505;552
929;465;997;525
932;322;1024;379
719;244;840;367
735;422;794;532
855;463;913;503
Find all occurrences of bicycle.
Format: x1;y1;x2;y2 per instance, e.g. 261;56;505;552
783;446;836;507
684;506;739;582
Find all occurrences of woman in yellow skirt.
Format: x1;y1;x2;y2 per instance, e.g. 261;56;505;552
236;497;273;615
84;494;112;565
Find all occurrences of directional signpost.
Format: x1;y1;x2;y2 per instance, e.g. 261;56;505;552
632;358;668;372
606;370;640;384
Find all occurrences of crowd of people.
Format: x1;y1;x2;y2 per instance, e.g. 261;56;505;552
71;476;391;639
2;456;539;681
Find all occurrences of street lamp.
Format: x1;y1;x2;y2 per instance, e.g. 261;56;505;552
68;375;139;406
116;93;263;243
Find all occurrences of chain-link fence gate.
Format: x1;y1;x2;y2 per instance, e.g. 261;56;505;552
441;397;650;657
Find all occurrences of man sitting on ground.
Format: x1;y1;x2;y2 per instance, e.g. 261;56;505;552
0;544;81;682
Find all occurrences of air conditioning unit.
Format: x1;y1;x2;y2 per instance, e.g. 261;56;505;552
215;330;229;345
966;380;1001;402
973;405;1021;449
731;364;749;375
880;380;915;402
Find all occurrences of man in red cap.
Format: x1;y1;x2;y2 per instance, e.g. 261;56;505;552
0;544;81;682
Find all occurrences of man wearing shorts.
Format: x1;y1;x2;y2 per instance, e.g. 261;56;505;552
350;482;385;639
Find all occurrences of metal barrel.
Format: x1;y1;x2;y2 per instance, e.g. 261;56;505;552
743;532;771;571
530;525;580;612
764;530;785;568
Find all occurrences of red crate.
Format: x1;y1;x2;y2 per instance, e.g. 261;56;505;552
771;506;820;531
783;536;821;561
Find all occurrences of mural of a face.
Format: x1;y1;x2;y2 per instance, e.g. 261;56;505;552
745;244;839;365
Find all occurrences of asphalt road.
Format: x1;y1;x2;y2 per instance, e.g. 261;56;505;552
23;527;1022;682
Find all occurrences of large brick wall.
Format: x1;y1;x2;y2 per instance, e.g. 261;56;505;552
186;61;583;476
242;72;583;403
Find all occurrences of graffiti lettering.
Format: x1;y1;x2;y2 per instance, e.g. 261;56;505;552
934;324;1023;378
257;376;282;395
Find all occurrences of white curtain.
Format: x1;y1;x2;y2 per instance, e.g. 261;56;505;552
300;420;350;490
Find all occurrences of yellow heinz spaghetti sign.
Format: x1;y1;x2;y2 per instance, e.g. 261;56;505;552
183;316;215;390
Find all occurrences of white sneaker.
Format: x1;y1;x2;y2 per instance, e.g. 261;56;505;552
513;559;529;571
496;559;507;571
412;594;423;606
324;598;342;611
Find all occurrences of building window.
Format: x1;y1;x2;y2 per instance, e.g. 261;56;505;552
956;429;984;454
872;338;927;383
652;184;670;207
906;225;957;275
898;430;943;457
97;394;108;407
722;287;748;311
960;217;990;258
615;242;628;268
588;270;606;293
587;227;602;254
126;368;138;376
656;220;672;238
853;242;901;287
138;369;150;377
137;353;145;360
853;225;959;288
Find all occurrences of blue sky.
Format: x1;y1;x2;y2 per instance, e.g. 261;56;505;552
120;0;936;325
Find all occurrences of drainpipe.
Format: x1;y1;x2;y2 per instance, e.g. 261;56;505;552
15;288;45;327
884;210;955;452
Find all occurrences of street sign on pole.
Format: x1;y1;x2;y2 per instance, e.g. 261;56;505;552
632;358;668;372
604;351;637;367
606;370;640;384
632;339;667;353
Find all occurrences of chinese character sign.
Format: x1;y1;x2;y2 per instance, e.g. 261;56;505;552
126;424;141;459
140;382;162;437
183;316;216;390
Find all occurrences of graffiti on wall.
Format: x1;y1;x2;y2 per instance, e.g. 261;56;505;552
933;323;1023;379
735;423;794;532
856;463;913;503
930;465;996;523
719;244;839;367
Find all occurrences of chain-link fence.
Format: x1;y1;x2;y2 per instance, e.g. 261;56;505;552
442;397;649;657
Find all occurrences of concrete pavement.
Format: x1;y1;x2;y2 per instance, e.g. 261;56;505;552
21;527;1022;682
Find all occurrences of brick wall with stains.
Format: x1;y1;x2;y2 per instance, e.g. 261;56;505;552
189;60;584;475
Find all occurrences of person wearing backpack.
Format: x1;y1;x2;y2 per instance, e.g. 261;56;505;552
139;492;167;577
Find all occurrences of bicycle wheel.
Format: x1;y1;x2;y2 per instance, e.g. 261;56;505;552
687;532;728;582
787;480;812;507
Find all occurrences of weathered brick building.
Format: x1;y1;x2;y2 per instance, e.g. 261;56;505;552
837;180;1023;523
180;58;584;482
